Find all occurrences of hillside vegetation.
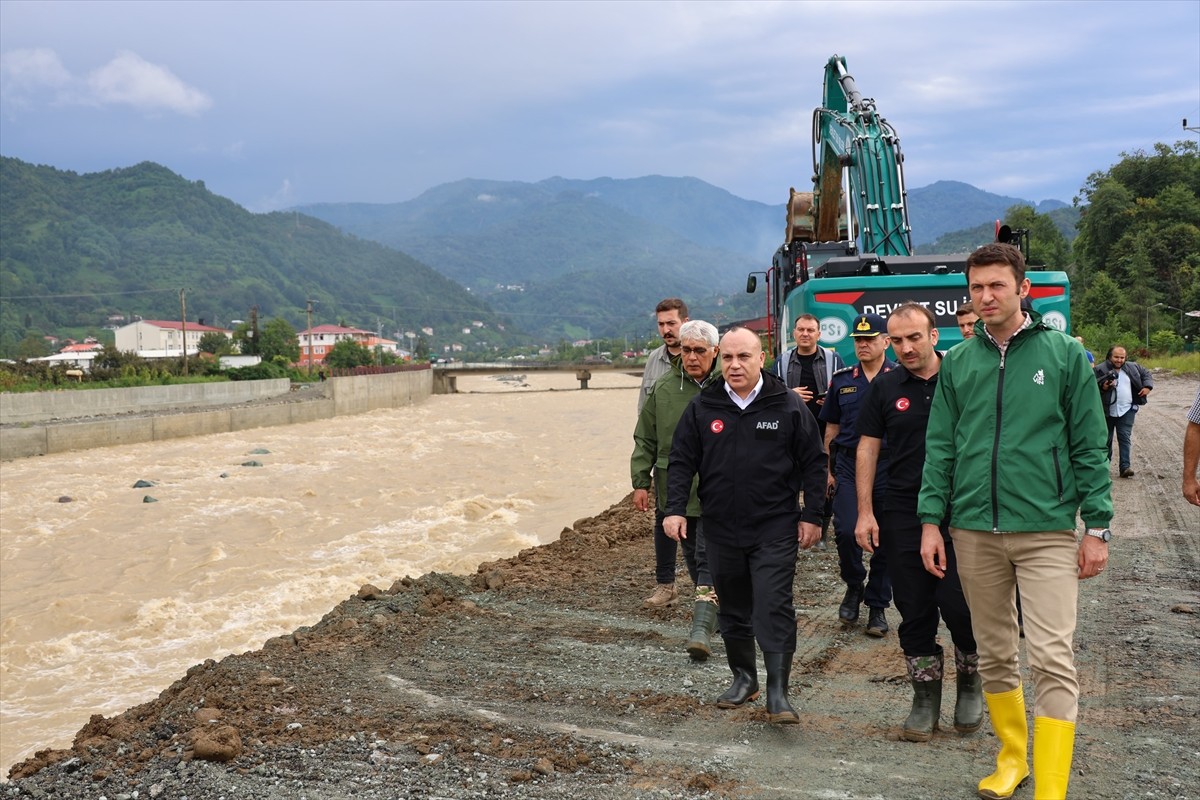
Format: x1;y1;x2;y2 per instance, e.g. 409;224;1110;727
8;149;1192;360
0;159;501;357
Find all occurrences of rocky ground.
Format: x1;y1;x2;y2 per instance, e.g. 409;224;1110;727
5;375;1198;799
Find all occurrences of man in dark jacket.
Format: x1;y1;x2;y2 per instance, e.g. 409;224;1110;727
664;326;828;725
1094;345;1154;478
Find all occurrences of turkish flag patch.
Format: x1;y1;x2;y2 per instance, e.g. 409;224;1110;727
895;398;910;411
710;419;725;433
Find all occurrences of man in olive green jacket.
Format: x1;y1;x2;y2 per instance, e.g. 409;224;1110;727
631;319;721;660
918;244;1112;800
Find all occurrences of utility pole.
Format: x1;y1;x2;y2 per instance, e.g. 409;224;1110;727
179;288;188;376
249;305;259;356
304;298;317;376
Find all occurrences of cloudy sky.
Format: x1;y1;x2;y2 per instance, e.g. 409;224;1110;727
2;0;1197;213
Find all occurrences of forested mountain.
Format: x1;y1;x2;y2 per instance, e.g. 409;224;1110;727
0;158;501;355
907;180;1071;244
2;156;1090;357
297;176;1073;337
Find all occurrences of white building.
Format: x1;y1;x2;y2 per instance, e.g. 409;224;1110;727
115;320;230;356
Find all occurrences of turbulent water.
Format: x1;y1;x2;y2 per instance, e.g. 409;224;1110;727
0;371;644;774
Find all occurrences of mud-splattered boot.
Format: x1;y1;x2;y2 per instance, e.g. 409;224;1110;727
685;588;718;661
902;649;943;742
643;583;677;608
953;647;983;734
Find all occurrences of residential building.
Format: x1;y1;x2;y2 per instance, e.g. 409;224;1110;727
296;324;399;367
115;320;230;356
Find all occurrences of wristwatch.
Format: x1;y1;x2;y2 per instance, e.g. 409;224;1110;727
1084;527;1112;542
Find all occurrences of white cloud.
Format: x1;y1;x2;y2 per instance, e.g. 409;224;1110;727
85;51;211;115
254;179;295;212
0;48;71;102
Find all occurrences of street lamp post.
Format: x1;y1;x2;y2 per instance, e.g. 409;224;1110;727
1147;302;1184;347
1161;304;1184;335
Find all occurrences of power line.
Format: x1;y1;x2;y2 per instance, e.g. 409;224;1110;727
0;287;181;301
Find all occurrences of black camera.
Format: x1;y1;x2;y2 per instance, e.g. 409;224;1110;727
1100;370;1119;387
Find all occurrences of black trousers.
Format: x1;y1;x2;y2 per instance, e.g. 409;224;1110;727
879;509;976;660
653;511;710;586
707;533;799;653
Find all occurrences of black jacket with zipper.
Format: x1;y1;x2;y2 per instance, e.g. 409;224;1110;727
665;370;827;546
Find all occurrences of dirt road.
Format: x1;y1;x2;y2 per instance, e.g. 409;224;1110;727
6;374;1198;799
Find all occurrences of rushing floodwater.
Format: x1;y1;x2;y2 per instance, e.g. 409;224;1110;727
0;371;644;774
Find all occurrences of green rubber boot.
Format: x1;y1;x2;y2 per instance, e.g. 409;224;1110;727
902;649;943;742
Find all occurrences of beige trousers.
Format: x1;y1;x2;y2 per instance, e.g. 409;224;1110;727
949;528;1080;722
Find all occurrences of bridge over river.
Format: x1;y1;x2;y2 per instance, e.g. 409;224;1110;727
431;361;644;394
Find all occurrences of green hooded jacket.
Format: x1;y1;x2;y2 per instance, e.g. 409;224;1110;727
918;312;1113;532
631;361;720;515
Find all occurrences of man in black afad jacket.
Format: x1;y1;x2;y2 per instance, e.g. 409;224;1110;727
665;326;828;724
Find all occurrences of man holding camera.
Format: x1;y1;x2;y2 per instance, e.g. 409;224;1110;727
776;313;844;549
1094;345;1154;478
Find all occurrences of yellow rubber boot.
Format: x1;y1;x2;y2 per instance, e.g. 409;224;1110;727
1032;717;1075;800
978;685;1030;799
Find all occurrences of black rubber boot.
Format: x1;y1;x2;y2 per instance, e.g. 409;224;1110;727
953;647;983;734
902;649;944;742
763;651;800;724
715;638;759;709
685;600;718;662
838;583;864;625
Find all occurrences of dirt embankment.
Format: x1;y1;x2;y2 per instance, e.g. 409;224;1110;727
6;375;1198;800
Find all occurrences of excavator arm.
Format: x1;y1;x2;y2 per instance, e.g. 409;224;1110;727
811;55;913;256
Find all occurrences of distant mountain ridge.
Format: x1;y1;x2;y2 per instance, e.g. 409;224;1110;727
907;180;1071;244
297;176;1072;337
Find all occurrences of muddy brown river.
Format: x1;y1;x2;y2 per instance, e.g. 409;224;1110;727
0;371;644;773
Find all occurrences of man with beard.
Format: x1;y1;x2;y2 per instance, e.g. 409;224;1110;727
855;303;980;743
638;298;689;415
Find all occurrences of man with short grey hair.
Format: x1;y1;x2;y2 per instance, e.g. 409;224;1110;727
631;319;722;658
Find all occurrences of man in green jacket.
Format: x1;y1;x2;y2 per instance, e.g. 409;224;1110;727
917;243;1112;800
631;319;721;659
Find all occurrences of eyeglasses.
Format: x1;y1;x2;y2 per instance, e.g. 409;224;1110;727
680;346;712;356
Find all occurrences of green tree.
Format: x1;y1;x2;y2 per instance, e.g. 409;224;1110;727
1074;141;1200;334
258;317;301;363
231;321;257;355
1075;273;1126;328
197;330;233;356
16;333;50;358
324;338;374;368
1003;205;1070;269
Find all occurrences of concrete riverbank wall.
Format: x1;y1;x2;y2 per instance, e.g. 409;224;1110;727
0;369;432;460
